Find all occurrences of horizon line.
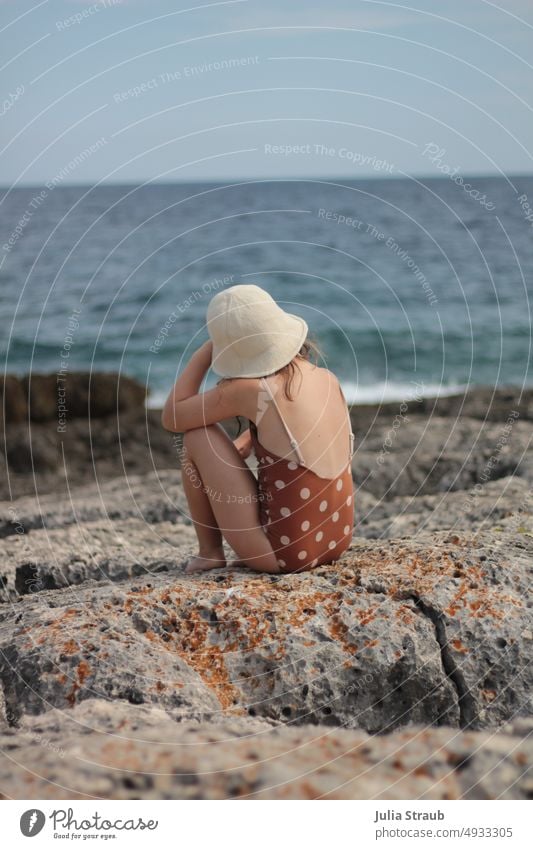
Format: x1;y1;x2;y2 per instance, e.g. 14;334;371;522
1;171;532;189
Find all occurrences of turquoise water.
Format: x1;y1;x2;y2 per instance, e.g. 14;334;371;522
1;176;532;405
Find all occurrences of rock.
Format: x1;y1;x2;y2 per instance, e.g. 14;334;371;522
0;518;198;601
4;428;59;473
354;416;531;500
0;382;531;800
0;519;530;734
351;386;533;432
19;372;147;422
346;527;533;729
0;560;457;732
0;469;187;541
0;700;530;799
67;371;147;418
356;476;532;539
20;373;58;422
0;375;27;423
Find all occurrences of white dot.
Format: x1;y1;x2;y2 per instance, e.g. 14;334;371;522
280;535;290;545
300;487;310;499
336;479;343;491
301;520;310;531
266;456;274;464
328;540;336;550
280;506;291;517
275;479;285;489
310;559;318;567
319;500;328;512
287;461;298;470
315;531;323;542
298;550;307;560
346;495;352;506
332;511;339;522
344;525;351;536
278;559;286;567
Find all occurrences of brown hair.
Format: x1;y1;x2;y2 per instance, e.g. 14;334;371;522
217;337;322;436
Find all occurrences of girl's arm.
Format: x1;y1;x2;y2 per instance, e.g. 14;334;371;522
160;341;252;433
233;427;253;459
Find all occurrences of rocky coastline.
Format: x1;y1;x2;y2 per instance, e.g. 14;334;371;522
0;374;531;799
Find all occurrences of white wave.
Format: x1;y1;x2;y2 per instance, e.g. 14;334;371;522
146;388;169;409
340;380;469;405
146;379;468;409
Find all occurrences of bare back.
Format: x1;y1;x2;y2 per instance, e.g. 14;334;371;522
247;359;353;479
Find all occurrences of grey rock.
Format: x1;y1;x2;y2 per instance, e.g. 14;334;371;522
0;520;531;734
0;699;530;799
0;518;198;602
0;470;188;540
347;526;533;729
356;476;532;539
0;560;458;733
355;416;532;500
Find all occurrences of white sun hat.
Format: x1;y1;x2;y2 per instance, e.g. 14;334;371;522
206;284;308;378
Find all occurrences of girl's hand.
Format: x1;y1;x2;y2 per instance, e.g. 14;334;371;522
233;428;253;459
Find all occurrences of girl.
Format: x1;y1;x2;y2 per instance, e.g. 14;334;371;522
161;284;355;575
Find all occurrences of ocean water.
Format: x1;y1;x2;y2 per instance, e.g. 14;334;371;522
1;176;532;407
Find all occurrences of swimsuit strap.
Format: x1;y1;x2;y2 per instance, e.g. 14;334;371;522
259;377;306;465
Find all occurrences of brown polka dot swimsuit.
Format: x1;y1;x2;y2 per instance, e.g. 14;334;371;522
249;376;355;573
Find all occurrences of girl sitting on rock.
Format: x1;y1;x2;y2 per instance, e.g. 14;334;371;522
161;284;355;574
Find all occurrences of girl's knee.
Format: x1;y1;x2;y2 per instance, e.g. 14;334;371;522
182;425;217;450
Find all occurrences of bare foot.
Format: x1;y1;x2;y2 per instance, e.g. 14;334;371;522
227;558;247;569
184;550;226;574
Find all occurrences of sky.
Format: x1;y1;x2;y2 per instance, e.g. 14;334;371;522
1;0;532;185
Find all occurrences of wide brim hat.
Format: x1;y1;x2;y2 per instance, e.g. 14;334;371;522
206;284;308;378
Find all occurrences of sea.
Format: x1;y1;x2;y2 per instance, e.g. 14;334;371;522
1;175;532;407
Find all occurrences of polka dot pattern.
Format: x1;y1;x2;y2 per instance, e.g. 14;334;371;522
250;422;355;574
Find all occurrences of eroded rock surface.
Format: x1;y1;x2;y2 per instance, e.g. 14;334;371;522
0;518;530;736
0;382;531;799
0;700;530;800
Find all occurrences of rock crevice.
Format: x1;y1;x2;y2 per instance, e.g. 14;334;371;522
410;594;479;730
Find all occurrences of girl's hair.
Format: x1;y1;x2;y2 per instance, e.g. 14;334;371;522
217;337;322;436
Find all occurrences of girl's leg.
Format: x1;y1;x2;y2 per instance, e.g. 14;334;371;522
180;424;280;574
180;442;226;570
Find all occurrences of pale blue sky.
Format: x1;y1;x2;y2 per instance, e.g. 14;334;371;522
1;0;532;185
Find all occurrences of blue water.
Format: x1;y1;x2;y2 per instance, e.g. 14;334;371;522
1;176;532;405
